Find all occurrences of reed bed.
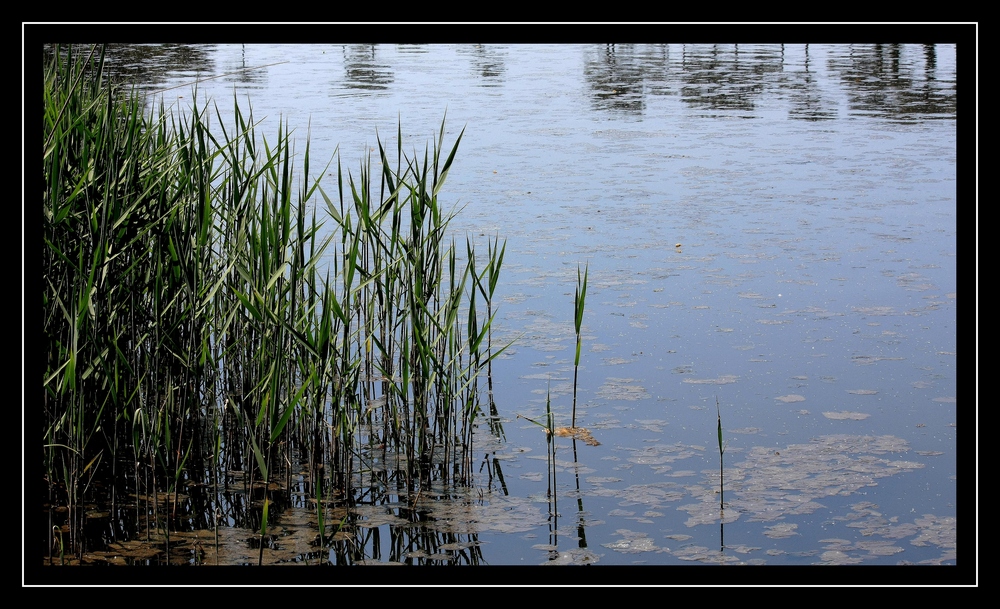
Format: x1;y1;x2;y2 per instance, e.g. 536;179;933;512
42;45;507;562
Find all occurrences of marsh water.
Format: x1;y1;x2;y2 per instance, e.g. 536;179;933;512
74;43;957;568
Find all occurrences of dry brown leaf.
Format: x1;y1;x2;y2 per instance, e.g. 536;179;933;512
553;426;601;446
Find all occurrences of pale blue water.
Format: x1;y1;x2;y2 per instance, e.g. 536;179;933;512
103;43;959;567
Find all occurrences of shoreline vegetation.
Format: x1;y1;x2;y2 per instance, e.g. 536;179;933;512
43;44;507;564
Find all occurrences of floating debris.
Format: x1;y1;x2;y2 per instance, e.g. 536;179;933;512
673;545;742;563
764;523;800;539
540;547;600;565
775;394;806;403
602;529;664;554
683;374;739;385
597;377;651;400
823;411;870;420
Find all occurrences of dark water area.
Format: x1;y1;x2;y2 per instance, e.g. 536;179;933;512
35;41;967;580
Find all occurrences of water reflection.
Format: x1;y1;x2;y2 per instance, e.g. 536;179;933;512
76;43;957;122
341;44;394;91
585;44;647;114
99;43;216;88
213;44;269;88
786;45;838;121
827;43;957;119
676;44;781;114
457;44;507;86
584;43;956;121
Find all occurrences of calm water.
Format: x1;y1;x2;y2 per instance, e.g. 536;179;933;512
85;43;959;569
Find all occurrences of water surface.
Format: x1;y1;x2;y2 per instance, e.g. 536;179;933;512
84;43;959;569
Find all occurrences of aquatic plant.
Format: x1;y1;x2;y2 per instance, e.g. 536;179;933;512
571;263;588;428
520;264;597;445
42;44;507;562
473;235;506;438
716;396;727;512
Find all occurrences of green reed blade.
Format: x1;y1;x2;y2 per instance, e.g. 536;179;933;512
433;124;466;198
574;264;588;337
717;409;724;456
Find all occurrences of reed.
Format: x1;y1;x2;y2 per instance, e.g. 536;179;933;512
716;396;727;512
474;235;506;437
571;264;588;428
42;45;507;560
546;385;557;516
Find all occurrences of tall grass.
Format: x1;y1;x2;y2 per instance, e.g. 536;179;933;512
42;44;507;561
